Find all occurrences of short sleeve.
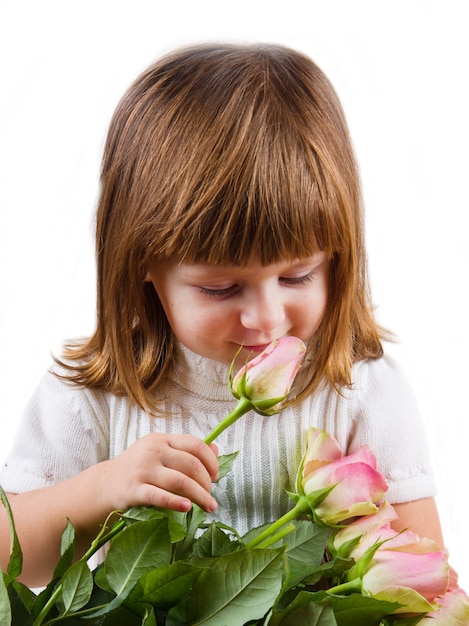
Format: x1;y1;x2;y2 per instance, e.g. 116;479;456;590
0;367;110;493
347;354;437;504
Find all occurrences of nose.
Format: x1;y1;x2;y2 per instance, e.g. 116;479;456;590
239;287;285;332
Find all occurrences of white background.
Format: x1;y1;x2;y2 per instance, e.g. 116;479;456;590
1;1;468;588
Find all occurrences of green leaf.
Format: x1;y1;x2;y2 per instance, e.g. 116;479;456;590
329;593;401;626
0;573;12;625
244;520;331;592
216;452;239;481
123;506;177;523
82;578;115;611
122;507;187;543
166;598;188;626
269;590;337;626
185;504;207;535
83;519;174;622
7;582;34;625
59;560;93;614
129;561;200;609
172;506;208;561
186;547;285;625
141;606;158;626
0;486;23;583
99;604;148;625
105;518;172;598
242;518;328;566
60;518;75;556
193;522;237;558
279;521;330;588
302;556;355;587
166;519;189;544
10;581;36;612
94;562;113;593
53;519;76;578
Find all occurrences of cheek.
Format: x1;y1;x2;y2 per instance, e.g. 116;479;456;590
297;287;328;334
166;300;227;339
168;308;232;358
315;273;329;313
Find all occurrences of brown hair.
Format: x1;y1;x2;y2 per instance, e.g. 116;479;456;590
58;43;385;411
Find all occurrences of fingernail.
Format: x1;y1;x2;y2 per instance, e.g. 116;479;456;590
209;498;218;512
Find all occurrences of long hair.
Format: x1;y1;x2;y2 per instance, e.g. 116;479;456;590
59;43;385;411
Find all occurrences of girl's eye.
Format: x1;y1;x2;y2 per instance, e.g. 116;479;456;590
199;285;238;298
199;272;316;297
280;272;316;286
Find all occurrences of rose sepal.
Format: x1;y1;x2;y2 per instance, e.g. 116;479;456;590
346;536;388;582
228;364;289;415
249;396;289;415
328;533;362;560
287;484;339;520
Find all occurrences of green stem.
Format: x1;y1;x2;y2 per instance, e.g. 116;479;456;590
246;497;310;549
34;585;62;626
34;517;126;626
254;523;296;549
41;601;110;625
82;518;125;561
326;577;362;595
204;397;253;444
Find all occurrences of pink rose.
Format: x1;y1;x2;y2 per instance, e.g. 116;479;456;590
331;501;398;557
205;337;305;443
360;534;450;614
301;429;388;524
419;586;469;625
231;336;305;415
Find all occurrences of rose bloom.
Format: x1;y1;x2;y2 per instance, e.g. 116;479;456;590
231;336;305;414
360;533;450;614
419;585;469;625
301;428;388;525
331;501;398;558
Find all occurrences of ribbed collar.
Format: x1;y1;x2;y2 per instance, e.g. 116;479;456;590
168;343;234;402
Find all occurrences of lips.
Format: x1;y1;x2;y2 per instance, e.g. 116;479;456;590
242;344;272;353
233;337;289;354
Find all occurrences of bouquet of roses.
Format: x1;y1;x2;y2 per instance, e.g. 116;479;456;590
1;337;468;625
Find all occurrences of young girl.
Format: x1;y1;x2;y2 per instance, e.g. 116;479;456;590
0;43;442;587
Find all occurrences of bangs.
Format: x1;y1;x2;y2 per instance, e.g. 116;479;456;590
151;137;331;267
107;44;357;270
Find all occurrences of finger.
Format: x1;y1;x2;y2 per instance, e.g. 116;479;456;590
138;471;218;513
166;436;220;481
159;447;216;493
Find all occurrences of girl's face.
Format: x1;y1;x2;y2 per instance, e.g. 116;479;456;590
147;252;329;366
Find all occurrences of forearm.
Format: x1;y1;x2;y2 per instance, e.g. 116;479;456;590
0;461;112;587
392;497;444;547
1;433;219;587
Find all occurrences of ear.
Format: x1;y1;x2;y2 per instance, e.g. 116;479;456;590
144;270;152;282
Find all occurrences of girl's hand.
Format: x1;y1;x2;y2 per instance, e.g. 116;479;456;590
102;433;219;514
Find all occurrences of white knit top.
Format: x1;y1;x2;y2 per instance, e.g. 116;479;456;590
0;344;436;536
